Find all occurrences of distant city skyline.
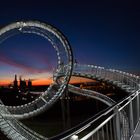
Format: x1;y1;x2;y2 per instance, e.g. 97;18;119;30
0;73;95;86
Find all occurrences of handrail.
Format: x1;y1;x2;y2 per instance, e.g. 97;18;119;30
49;81;140;140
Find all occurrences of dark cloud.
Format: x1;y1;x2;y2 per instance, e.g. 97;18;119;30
0;53;49;74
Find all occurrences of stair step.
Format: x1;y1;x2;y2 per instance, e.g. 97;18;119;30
0;123;9;129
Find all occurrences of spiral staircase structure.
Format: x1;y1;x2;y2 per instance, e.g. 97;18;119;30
0;21;139;140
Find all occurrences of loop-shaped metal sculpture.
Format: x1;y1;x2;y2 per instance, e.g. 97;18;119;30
0;21;139;140
0;21;73;119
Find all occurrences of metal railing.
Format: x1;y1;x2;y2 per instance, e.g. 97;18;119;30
50;64;140;140
68;84;115;106
73;64;140;92
74;90;140;140
52;90;139;140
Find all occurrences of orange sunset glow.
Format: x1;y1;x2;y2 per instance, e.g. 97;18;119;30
69;76;95;84
32;79;53;86
0;76;95;86
0;80;12;86
0;79;52;86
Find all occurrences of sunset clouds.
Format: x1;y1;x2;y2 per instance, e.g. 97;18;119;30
0;33;57;85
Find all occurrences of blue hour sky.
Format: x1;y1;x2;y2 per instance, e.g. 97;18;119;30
0;0;140;84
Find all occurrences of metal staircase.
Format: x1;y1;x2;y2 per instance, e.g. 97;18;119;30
0;106;46;140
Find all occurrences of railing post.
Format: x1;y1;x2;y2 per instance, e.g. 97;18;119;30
110;69;113;81
129;98;134;135
137;92;140;121
114;106;121;140
126;73;129;85
114;70;118;82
